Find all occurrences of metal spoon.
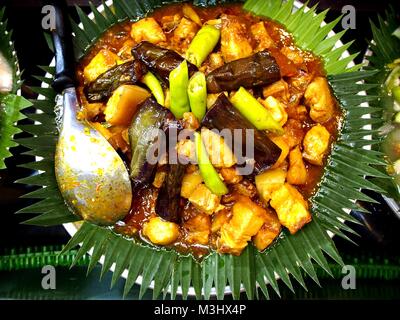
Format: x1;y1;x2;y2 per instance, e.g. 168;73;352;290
51;1;132;226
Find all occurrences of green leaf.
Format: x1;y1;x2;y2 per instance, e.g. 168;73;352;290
244;0;358;74
153;253;176;299
76;5;101;38
0;94;31;169
139;252;163;298
0;7;30;169
364;7;400;199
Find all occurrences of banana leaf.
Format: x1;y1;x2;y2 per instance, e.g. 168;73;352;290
0;7;31;169
16;0;389;299
364;7;400;200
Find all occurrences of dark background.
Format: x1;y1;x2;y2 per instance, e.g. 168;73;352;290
0;0;399;299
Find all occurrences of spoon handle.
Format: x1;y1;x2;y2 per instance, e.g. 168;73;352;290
50;0;76;93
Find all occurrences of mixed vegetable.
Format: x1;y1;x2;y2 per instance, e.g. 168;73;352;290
76;3;341;257
381;50;400;190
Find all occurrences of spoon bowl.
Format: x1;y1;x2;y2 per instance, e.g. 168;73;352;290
51;0;132;226
55;88;132;226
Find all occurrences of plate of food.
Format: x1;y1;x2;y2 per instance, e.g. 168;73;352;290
0;7;31;170
364;7;400;219
18;0;388;299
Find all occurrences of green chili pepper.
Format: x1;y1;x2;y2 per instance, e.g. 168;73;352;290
169;60;190;119
394;111;400;124
194;132;228;196
186;25;221;68
188;72;207;121
392;86;400;104
393;27;400;40
386;65;400;92
141;72;165;106
230;87;284;135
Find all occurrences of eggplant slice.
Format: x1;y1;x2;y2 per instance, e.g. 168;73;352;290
132;41;198;83
206;50;281;93
155;163;187;222
129;97;177;186
202;94;281;174
129;96;187;222
84;60;147;102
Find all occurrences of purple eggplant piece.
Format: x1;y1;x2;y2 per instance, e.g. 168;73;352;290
201;94;281;174
206;50;281;93
84;60;147;102
132;41;197;83
128;97;177;187
155;163;187;222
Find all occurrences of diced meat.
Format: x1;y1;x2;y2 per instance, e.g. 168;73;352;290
220;167;243;184
302;124;331;166
232;179;257;199
83;49;120;83
218;196;267;255
259;96;288;127
203;52;225;73
161;14;182;32
209;53;224;69
282;119;305;149
108;127;130;154
176;139;196;163
188;184;221;215
255;167;287;203
287;71;313;107
186;164;198;174
142;216;180;245
286;104;308;121
287;146;307;185
263;79;290;102
269;136;289;168
172;17;199;52
131;18;166;44
251;22;275;51
104;85;151;126
201;128;237;168
270;183;312;234
181;170;203;198
253;208;281;250
153;166;167;188
183;4;202;26
280;46;304;65
304;77;335;123
220;14;253;62
182;112;200;130
211;208;232;233
117;39;135;60
221;193;237;206
183;212;211;245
